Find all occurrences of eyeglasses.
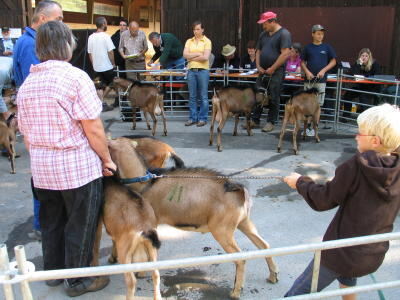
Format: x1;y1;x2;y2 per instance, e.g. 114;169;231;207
356;133;375;137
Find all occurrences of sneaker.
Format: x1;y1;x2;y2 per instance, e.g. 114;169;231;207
102;103;113;112
64;276;110;297
306;128;315;137
46;279;64;287
185;120;197;126
196;121;207;127
261;122;274;132
28;230;42;241
241;120;259;130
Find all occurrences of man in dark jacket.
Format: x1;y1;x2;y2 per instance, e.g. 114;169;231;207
111;18;128;78
148;32;185;69
283;103;400;298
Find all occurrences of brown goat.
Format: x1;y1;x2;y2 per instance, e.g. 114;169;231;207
107;138;279;299
121;135;184;168
209;86;268;152
277;88;321;155
113;77;167;136
93;174;162;300
0;119;17;174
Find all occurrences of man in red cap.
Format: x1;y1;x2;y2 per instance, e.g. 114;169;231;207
246;11;291;133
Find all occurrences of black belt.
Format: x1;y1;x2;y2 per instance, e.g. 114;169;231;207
190;68;206;72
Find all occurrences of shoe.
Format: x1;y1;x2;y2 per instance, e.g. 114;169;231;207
102;103;113;112
306;128;315;137
28;230;42;241
185;120;197;126
261;122;274;132
196;121;207;127
46;279;64;287
241;120;259;130
64;276;110;297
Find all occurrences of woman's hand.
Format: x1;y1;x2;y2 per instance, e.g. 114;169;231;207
102;160;117;177
284;173;301;189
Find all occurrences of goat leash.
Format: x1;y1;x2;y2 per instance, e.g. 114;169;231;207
154;174;284;181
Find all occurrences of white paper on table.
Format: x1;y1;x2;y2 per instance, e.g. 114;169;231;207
239;69;258;76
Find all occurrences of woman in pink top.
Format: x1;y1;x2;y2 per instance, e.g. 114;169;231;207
17;21;115;296
285;43;302;74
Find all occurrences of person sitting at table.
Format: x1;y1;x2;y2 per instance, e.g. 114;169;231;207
240;40;257;70
213;44;240;72
343;48;380;118
285;42;302;74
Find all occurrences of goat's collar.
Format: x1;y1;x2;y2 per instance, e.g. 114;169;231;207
119;170;160;184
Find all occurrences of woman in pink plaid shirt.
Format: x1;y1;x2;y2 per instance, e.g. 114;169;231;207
17;21;115;297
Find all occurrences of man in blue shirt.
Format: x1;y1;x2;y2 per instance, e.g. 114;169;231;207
13;0;63;87
12;0;63;242
301;24;336;135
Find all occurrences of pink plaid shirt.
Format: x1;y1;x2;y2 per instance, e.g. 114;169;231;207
17;60;103;190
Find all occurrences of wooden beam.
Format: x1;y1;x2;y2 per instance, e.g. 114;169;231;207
122;0;130;21
3;0;16;10
87;0;94;24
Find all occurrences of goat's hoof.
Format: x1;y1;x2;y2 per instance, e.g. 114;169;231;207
267;272;279;284
147;126;151;130
229;290;240;299
209;142;213;146
293;149;298;155
233;132;237;136
316;139;320;143
108;255;117;264
277;147;281;153
217;146;223;152
163;132;168;136
10;170;16;174
131;127;136;130
249;131;254;136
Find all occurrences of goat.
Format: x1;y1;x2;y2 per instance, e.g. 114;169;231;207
277;88;321;155
209;86;268;152
107;138;279;299
92;176;162;300
0;115;17;174
113;77;167;136
122;135;184;168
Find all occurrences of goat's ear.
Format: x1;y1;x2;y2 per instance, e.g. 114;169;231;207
130;140;138;148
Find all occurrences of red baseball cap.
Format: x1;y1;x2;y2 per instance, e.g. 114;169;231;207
257;11;277;24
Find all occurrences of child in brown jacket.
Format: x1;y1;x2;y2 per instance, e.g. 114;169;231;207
284;103;400;299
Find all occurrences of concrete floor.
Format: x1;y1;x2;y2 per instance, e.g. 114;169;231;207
0;108;399;300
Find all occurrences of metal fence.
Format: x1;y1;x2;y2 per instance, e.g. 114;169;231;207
1;232;400;299
116;67;400;132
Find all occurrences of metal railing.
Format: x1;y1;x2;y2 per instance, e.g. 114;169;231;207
115;67;400;132
1;232;399;299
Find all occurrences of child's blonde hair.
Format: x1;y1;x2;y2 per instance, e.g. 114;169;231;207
357;104;400;153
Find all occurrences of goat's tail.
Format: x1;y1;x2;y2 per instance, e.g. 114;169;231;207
142;229;161;249
212;95;223;123
170;153;185;168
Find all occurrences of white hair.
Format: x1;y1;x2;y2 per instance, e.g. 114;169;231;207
357;104;400;152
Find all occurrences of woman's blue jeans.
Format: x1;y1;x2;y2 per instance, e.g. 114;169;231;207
187;69;210;122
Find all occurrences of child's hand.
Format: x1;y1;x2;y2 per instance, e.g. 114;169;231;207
284;173;301;189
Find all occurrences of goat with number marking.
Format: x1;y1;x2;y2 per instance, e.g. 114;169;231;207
113;77;167;136
277;88;321;155
209;86;268;152
105;138;279;299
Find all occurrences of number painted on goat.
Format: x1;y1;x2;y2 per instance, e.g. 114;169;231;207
167;185;184;203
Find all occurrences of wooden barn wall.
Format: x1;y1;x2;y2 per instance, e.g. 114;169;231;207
0;0;32;28
162;0;400;75
243;0;400;75
161;0;240;66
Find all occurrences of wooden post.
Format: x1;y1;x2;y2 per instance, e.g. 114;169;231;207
87;0;94;24
123;0;130;21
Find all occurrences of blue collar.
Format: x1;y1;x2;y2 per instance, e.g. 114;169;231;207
119;171;159;184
